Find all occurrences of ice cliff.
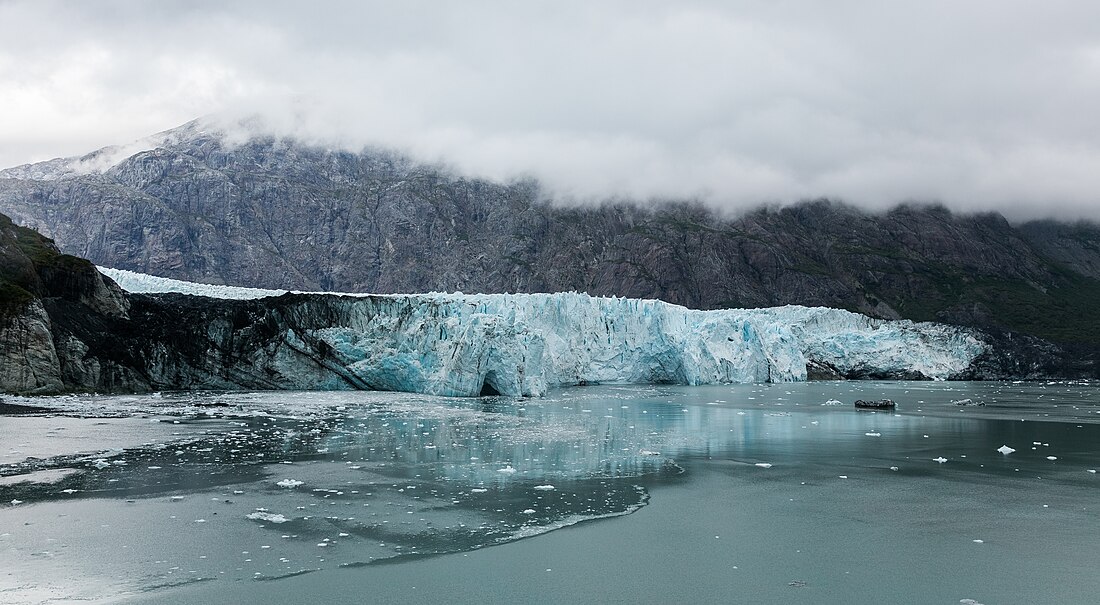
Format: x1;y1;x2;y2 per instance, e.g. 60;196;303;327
99;267;987;397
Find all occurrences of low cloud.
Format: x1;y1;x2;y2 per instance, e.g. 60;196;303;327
2;1;1100;220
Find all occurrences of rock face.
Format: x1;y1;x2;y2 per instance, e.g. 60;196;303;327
0;213;130;393
1;120;1099;362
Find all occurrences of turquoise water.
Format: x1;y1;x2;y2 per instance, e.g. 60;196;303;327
2;381;1099;604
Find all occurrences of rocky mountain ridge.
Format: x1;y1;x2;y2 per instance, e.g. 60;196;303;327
1;121;1099;354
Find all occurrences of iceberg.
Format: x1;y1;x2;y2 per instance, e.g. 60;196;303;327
99;267;988;398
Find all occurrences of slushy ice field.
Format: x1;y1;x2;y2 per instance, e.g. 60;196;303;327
2;381;1099;604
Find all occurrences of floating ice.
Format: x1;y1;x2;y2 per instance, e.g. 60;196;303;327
865;432;881;437
246;511;289;524
1046;456;1058;461
533;485;556;490
823;399;844;406
522;509;536;514
497;466;517;475
997;445;1016;455
933;457;948;464
755;463;773;469
276;479;304;488
638;450;661;456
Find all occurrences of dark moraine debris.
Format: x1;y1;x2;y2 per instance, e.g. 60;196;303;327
854;399;896;409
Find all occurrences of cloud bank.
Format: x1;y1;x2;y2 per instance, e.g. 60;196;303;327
2;0;1100;219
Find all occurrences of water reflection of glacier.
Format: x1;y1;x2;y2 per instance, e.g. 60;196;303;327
3;381;1100;603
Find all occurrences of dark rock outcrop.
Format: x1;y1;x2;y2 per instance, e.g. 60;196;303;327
1;213;129;392
854;399;896;409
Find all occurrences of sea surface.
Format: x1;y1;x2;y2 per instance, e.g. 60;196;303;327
2;381;1099;604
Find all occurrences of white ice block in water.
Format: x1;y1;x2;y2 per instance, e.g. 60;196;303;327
997;445;1016;455
246;511;289;523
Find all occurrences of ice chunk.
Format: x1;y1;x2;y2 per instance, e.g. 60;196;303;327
276;479;304;488
533;484;556;490
246;511;289;524
933;457;948;464
754;463;773;469
996;445;1016;455
497;466;517;475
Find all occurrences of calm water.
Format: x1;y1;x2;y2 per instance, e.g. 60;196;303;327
2;381;1099;604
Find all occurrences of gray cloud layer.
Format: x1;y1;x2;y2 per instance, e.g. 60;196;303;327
2;0;1100;219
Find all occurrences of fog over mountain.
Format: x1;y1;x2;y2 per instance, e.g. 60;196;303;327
2;1;1100;219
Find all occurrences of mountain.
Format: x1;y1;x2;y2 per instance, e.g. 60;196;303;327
2;120;1100;354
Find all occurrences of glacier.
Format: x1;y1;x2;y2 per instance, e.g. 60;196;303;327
99;267;988;397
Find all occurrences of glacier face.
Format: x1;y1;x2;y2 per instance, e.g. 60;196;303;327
101;268;988;397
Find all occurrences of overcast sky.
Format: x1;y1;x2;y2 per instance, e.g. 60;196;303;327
2;1;1100;219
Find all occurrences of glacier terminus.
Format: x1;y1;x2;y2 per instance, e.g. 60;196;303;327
97;267;986;397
